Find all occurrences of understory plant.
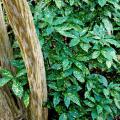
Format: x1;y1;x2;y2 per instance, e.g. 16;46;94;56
32;0;120;119
1;0;120;119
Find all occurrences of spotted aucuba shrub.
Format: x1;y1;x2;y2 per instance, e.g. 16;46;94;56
29;0;120;119
1;0;120;120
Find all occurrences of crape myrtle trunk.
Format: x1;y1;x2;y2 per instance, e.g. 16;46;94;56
0;2;26;119
2;0;48;120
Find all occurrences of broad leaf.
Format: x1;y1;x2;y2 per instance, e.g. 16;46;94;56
16;69;27;78
0;69;13;78
106;60;113;68
114;98;120;109
64;95;70;108
70;0;74;6
80;43;91;52
98;0;107;7
73;70;85;83
92;51;100;59
67;93;81;106
12;81;23;98
53;93;60;107
55;0;62;9
0;78;11;87
62;59;71;71
98;75;108;87
59;113;67;120
91;110;97;119
103;89;109;97
23;92;30;107
69;38;80;47
102;18;113;35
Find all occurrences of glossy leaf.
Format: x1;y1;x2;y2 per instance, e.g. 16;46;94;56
59;113;67;120
69;38;80;47
0;78;11;87
98;0;107;7
12;81;23;98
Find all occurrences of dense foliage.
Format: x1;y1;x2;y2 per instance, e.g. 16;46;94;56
1;0;120;119
32;0;120;119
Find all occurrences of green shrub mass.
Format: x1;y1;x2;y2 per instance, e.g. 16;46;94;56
1;0;120;119
32;0;120;119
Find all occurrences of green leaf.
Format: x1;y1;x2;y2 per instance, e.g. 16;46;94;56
84;100;94;107
104;105;112;113
10;60;24;68
56;30;76;38
44;9;54;24
98;75;108;87
102;48;117;61
114;98;120;109
39;36;45;47
59;113;67;120
97;105;103;114
55;0;62;8
23;92;29;107
12;81;23;98
105;39;120;48
62;69;73;78
16;69;27;78
0;78;11;87
88;97;96;103
53;17;68;25
73;70;85;83
98;0;107;7
62;59;71;71
12;41;19;48
103;89;109;97
46;27;54;35
93;24;105;38
92;51;100;59
70;0;74;6
102;18;113;35
51;64;62;70
53;93;60;107
48;82;57;91
21;79;27;86
64;95;70;108
67;93;81;106
0;68;13;78
91;110;97;119
78;63;89;75
80;43;91;52
86;81;94;91
74;61;83;70
69;38;80;47
106;61;113;68
85;91;90;98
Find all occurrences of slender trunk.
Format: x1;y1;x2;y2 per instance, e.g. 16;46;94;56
0;1;13;67
0;89;14;120
0;2;19;119
2;0;48;120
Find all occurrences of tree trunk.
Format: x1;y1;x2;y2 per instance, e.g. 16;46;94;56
0;2;19;119
2;0;48;120
0;88;14;120
0;1;13;67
